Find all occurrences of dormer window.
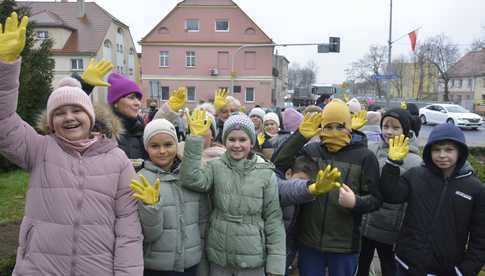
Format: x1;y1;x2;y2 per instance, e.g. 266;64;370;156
185;19;199;32
36;31;48;40
215;19;229;32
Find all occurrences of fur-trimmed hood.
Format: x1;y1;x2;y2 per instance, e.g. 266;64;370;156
35;104;124;140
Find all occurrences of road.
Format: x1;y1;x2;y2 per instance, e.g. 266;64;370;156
417;124;485;147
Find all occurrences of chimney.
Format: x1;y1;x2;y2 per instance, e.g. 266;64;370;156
78;0;85;18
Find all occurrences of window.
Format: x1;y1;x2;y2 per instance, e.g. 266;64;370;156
129;68;133;75
187;87;196;102
233;85;241;93
468;78;473;88
36;31;48;40
451;80;455;87
161;86;170;100
71;59;83;71
245;87;255;102
185;19;199;32
160;51;169;67
483;78;485;88
458;79;463;88
103;40;112;60
186;51;196;67
215;19;229;32
149;80;160;99
217;51;229;69
244;51;256;69
482;95;485;101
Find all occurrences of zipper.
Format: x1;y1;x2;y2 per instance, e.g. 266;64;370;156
23;224;34;259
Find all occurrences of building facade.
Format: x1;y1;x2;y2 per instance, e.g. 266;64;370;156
23;0;140;104
140;0;275;108
273;54;290;107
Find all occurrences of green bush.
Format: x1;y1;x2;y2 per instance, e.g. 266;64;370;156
0;255;15;276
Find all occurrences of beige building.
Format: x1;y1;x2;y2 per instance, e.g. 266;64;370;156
272;54;290;107
389;63;439;100
22;0;140;104
444;49;485;111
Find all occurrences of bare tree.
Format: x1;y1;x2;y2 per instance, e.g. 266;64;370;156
288;61;318;98
469;26;485;51
421;34;459;102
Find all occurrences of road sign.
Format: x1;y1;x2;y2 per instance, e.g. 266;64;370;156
372;74;399;80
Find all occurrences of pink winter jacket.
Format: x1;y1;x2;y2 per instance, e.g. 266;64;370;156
0;60;143;275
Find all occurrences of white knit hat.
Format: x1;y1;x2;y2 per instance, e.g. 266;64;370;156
143;119;178;149
263;112;280;127
249;107;265;121
347;98;362;114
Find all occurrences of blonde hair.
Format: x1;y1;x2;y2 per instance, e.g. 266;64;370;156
225;96;241;110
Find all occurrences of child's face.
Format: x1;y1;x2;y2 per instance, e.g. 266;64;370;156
264;120;278;135
146;133;177;171
52;105;91;141
382;117;404;144
225;130;252;160
431;142;459;172
115;93;141;119
250;115;262;130
285;169;310;180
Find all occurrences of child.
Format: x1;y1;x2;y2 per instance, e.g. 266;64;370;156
358;108;422;276
130;119;203;276
272;100;381;276
380;123;485;275
180;111;286;276
0;12;142;275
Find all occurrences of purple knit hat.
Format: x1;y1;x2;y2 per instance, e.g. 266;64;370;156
107;73;143;105
282;108;303;132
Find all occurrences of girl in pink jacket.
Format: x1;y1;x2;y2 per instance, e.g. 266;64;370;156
0;13;143;276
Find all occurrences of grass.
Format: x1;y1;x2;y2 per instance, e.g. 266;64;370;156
0;170;29;224
0;255;15;276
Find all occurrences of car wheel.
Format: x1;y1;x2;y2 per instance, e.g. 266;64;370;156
420;115;427;125
447;118;455;125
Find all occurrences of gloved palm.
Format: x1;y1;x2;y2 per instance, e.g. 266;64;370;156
189;109;212;136
388;134;410;161
130;175;160;205
214;88;228;112
81;58;113;87
400;101;408;110
168;87;187;111
351;110;368;130
299;112;322;139
308;165;342;196
0;12;28;63
257;132;266;146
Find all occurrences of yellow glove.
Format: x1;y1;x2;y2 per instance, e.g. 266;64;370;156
81;58;113;87
299;112;322;139
351;110;368;130
388;134;410;161
0;12;28;63
130;175;161;205
189;108;212;136
257;132;266;146
214;88;228;112
308;165;342;196
400;101;408;110
168;87;187;111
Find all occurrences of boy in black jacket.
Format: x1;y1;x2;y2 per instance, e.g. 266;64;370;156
381;123;485;276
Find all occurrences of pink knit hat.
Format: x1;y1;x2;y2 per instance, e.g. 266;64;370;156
107;72;142;105
282;108;303;132
47;77;95;130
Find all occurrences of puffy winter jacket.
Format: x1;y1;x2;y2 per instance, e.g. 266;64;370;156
0;60;143;276
179;136;286;275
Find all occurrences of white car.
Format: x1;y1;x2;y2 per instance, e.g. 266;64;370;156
419;104;483;130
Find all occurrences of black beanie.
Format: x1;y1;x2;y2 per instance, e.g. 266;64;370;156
380;108;412;137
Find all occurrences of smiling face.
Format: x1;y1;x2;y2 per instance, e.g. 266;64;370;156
52;105;91;141
431;141;459;176
381;116;404;144
264;120;279;135
146;133;177;171
225;130;252;160
115;93;141;119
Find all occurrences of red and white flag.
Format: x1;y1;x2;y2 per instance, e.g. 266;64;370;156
408;31;417;52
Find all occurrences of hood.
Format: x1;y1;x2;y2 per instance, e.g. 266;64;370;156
422;123;468;177
143;160;180;178
349;129;368;147
35;104;125;140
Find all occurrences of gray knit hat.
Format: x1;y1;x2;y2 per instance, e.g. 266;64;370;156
222;113;256;145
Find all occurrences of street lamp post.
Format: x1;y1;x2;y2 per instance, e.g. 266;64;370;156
386;0;393;108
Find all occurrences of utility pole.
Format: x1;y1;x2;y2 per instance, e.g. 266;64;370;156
386;0;393;108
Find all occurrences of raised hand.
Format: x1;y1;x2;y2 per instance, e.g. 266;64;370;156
257;132;266;146
400;101;408;110
299;112;322;139
81;58;113;87
351;110;368;130
388;134;410;161
168;87;187;111
0;12;28;63
130;175;161;205
214;88;228;112
308;165;342;196
189;108;212;137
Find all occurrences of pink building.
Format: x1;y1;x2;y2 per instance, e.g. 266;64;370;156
140;0;274;108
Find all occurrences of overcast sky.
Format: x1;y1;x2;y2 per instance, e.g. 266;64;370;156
43;0;485;84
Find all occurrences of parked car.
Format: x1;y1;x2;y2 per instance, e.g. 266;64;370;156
419;104;483;130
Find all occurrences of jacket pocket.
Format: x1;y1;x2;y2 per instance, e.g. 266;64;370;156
22;223;35;259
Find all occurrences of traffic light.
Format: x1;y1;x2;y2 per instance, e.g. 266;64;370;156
329;37;340;53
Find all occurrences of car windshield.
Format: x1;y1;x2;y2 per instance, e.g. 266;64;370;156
445;105;468;113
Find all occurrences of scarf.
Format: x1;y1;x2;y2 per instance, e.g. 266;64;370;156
55;133;99;153
321;129;351;152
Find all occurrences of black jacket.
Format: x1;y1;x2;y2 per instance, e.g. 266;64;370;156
114;110;147;160
380;124;485;275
